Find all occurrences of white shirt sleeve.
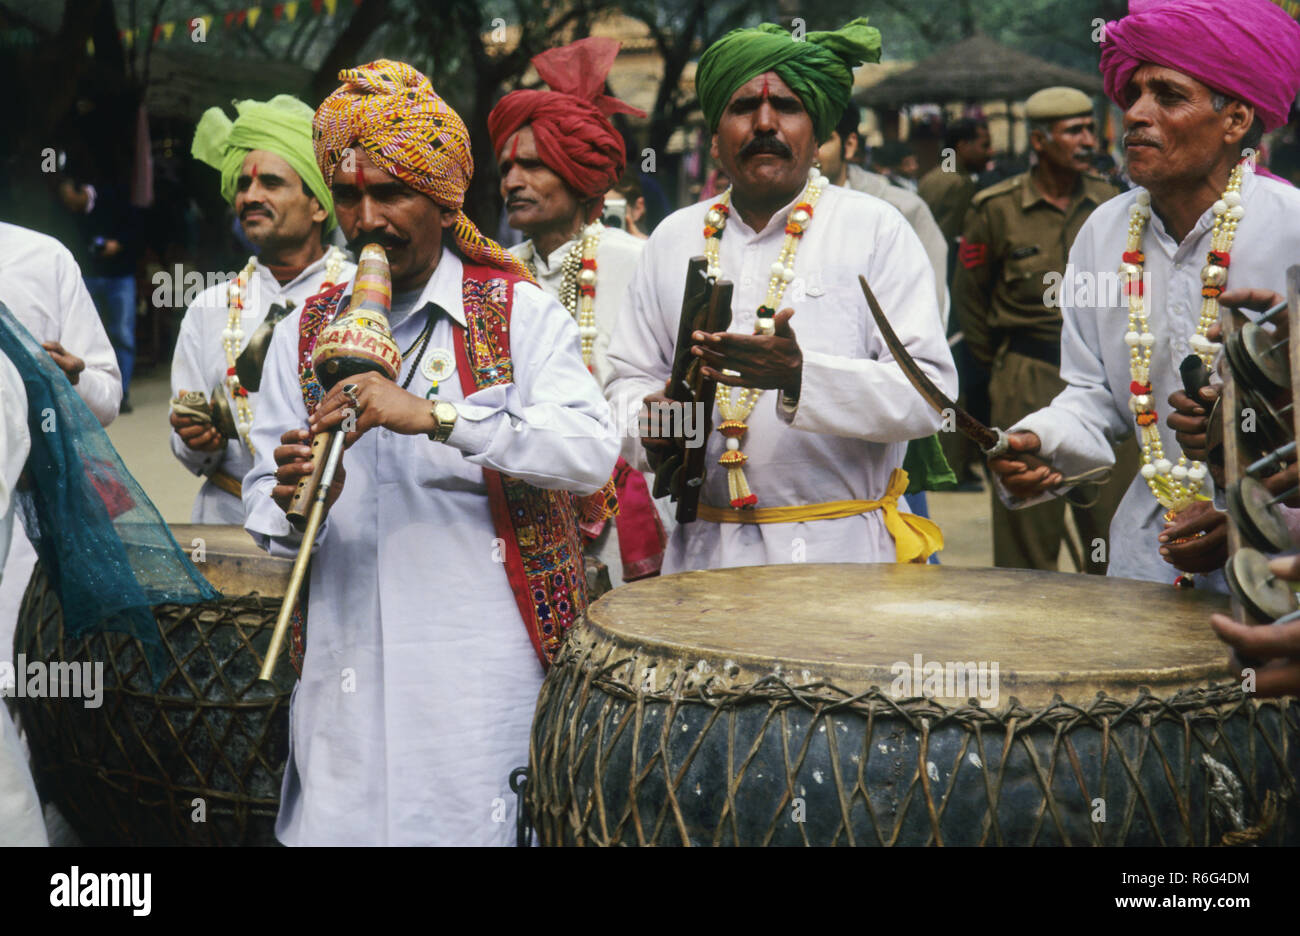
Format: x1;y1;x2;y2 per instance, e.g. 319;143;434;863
443;283;620;494
55;248;121;426
243;313;314;558
0;354;30;569
777;211;957;443
170;296;228;477
1003;233;1132;508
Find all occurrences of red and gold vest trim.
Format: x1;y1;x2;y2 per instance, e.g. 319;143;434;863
294;265;590;666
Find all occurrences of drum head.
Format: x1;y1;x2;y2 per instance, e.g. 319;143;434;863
585;565;1234;707
166;524;293;596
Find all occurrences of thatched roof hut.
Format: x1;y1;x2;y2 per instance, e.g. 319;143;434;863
856;32;1103;108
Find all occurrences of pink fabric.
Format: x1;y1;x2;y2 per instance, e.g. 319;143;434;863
1100;0;1300;131
488;37;645;200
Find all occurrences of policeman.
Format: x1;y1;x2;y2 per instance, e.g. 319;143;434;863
953;86;1137;573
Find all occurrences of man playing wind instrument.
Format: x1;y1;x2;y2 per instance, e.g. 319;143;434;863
607;19;956;571
243;61;618;845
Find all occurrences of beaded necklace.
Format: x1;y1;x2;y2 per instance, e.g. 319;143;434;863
525;222;601;370
1122;162;1244;511
702;167;826;507
223;246;346;454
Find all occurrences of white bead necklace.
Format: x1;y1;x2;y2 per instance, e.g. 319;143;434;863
223;246;346;455
703;167;825;507
1123;162;1244;511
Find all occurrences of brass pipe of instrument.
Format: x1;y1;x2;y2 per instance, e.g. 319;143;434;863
259;242;399;681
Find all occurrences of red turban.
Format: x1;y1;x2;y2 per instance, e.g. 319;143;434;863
487;37;645;201
1100;0;1300;132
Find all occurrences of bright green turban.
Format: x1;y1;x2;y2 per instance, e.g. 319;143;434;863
192;94;336;232
696;18;882;142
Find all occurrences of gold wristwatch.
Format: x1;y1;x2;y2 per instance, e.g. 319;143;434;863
429;400;458;443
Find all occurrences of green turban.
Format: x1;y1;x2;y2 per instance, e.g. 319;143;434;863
696;18;882;142
191;94;336;232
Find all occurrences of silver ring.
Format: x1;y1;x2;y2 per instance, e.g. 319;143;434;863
342;383;361;408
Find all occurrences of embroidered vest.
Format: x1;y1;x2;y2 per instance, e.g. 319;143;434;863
293;266;590;667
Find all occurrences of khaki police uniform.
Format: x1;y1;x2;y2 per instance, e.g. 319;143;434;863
954;167;1138;572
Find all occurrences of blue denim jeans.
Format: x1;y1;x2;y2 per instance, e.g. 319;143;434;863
83;275;136;396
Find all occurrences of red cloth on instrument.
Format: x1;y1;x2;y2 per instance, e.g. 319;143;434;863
612;457;666;581
487;37;645;201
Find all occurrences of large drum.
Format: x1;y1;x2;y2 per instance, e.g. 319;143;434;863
13;525;294;846
529;564;1299;846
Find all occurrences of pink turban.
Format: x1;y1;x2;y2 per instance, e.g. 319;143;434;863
1100;0;1300;132
488;37;645;202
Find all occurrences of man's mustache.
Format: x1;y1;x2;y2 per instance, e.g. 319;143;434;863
241;203;272;220
739;136;792;160
347;231;408;252
1124;134;1161;149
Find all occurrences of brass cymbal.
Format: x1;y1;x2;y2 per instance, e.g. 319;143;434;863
208;384;239;439
1225;547;1298;623
1227;476;1296;553
1238;386;1293;459
1237;323;1290;395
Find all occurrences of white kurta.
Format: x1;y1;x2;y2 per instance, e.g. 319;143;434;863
0;222;122;426
606;182;957;572
845;164;950;327
510;225;643;391
1006;170;1300;586
244;248;619;846
0;351;46;846
170;250;355;524
0;222;121;678
510;225;673;585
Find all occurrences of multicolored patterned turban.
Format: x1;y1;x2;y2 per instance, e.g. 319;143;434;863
1100;0;1300;132
192;94;336;232
487;37;645;205
313;59;530;278
695;18;882;142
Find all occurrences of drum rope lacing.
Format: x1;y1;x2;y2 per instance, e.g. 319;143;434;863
527;636;1294;847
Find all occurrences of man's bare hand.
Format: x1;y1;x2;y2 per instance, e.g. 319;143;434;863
1166;385;1218;462
1220;287;1286;321
639;388;676;473
42;341;84;385
271;427;345;515
1157;500;1227;573
986;431;1061;499
308;371;432;447
692;307;802;395
170;408;225;452
1210;555;1300;697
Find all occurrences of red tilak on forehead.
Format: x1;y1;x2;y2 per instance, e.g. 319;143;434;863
761;76;770;99
250;164;258;180
509;135;521;161
353;161;365;193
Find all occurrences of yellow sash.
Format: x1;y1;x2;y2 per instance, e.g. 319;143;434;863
693;468;943;563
